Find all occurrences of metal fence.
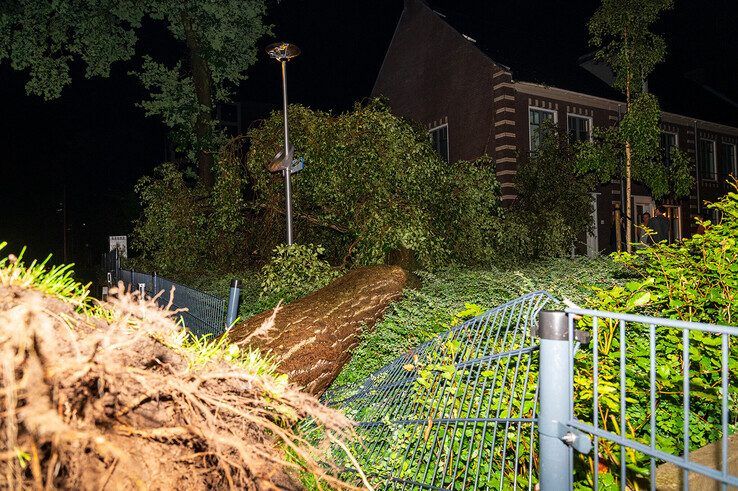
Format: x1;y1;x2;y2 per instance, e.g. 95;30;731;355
557;307;738;490
324;293;737;490
103;250;240;337
323;291;554;490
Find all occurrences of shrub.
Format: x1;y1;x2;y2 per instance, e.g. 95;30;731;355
130;139;248;282
571;180;738;488
497;122;596;261
260;243;340;300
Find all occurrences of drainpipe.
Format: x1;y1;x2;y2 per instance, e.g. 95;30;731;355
617;104;625;217
694;120;701;214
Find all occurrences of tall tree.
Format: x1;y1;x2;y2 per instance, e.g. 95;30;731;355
576;0;691;251
0;0;270;186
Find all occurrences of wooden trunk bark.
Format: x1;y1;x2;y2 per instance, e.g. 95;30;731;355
182;12;215;187
227;265;407;395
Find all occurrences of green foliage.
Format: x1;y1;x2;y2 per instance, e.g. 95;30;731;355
579;0;692;216
0;241;91;307
335;257;625;386
571;182;738;488
0;0;269;158
575;96;693;201
499;123;596;260
260;244;340;300
343;305;539;489
167;329;283;380
599;178;738;324
246;99;504;268
131;144;247;281
589;0;672;98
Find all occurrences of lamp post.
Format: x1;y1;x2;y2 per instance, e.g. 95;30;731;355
266;42;300;245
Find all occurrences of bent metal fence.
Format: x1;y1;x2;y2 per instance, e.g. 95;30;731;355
324;293;738;490
103;250;240;337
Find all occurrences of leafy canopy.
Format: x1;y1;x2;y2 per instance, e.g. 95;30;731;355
500;122;596;260
0;0;270;162
246;99;504;267
576;0;692;201
260;244;340;300
130;139;248;281
575;94;692;200
589;0;672;97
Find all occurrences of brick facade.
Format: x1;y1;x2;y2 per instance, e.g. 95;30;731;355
373;0;738;253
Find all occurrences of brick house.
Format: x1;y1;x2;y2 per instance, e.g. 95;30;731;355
373;0;738;255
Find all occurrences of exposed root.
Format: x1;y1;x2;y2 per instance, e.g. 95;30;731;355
0;284;357;490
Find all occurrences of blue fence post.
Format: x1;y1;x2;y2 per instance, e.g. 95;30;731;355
226;279;241;330
114;249;120;281
537;310;573;490
152;271;158;297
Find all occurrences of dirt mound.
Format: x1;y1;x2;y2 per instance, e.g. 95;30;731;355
228;265;407;396
0;284;354;490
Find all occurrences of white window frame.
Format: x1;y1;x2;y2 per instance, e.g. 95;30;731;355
528;106;557;151
429;123;449;163
699;139;717;181
566;113;593;143
721;142;737;177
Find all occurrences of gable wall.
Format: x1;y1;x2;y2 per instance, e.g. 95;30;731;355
372;0;499;163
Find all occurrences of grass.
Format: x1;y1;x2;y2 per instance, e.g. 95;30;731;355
0;241;91;306
0;241;286;385
333;256;629;387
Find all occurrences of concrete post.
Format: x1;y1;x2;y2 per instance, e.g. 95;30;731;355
537;310;573;490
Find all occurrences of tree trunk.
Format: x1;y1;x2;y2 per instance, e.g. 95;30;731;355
182;13;215;187
227;265;408;396
624;28;633;253
625;140;633;252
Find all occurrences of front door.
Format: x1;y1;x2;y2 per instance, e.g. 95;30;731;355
633;196;654;243
586;193;599;257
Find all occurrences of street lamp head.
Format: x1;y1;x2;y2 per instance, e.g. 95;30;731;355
266;42;300;62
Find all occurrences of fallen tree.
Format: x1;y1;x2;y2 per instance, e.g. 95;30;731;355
228;265;408;396
0;254;356;490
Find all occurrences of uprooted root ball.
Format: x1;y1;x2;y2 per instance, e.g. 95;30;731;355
0;285;355;490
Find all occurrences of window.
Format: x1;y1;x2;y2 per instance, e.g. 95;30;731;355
529;108;556;151
720;143;737;178
698;139;717;181
660;132;677;165
429;124;449;162
567;114;591;143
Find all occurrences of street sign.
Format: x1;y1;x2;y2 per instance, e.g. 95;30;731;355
290;156;305;174
109;235;128;258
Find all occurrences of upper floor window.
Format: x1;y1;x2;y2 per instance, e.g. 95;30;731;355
699;139;717;181
429;124;449;162
660;132;677;165
529;108;556;151
567;114;591;143
720;142;736;178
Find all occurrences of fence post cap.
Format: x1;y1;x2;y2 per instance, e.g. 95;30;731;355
537;310;569;340
230;279;241;289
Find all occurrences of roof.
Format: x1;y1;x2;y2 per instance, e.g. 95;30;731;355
416;0;738;128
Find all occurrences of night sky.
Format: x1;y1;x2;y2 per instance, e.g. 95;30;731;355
1;0;736;282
